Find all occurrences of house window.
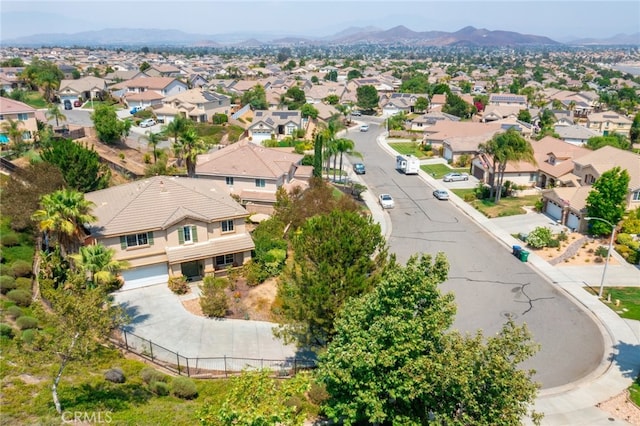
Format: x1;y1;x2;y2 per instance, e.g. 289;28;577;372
121;232;152;249
0;115;4;120
584;174;596;185
255;179;266;188
178;225;198;244
225;176;234;186
221;220;234;233
215;254;235;266
17;113;28;121
633;191;640;201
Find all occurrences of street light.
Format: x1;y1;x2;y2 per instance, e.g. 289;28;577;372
584;216;615;298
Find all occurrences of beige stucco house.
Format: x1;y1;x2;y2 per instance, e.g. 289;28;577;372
585;111;633;138
84;176;255;290
0;97;39;146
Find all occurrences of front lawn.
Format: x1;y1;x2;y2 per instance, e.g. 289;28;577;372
421;163;470;179
452;193;540;218
388;142;427;158
23;91;48;108
599;287;640;320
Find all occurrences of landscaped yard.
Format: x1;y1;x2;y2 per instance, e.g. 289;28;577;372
451;192;540;218
595;287;640;320
388;142;427;158
421;163;470;179
23;91;48;109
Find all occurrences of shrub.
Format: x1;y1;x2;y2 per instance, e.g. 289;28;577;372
6;305;23;320
14;277;31;291
21;328;36;344
7;289;31;307
199;276;229;318
615;244;639;265
1;232;20;247
0;275;16;294
534;198;544;213
526;226;553;249
547;238;561;248
140;367;169;385
104;368;126;383
463;193;476;202
617;233;640;251
10;260;32;278
171;377;198;399
307;381;330;405
594;246;610;257
149;380;170;396
557;231;568;242
168;275;189;295
16;316;38;330
620;218;640;234
0;323;14;339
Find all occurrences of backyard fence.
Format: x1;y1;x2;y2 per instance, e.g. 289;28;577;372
110;328;316;379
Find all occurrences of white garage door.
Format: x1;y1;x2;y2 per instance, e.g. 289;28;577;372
546;201;562;221
120;264;168;291
566;213;580;231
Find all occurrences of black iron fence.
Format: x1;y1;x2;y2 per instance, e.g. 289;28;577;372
110;328;316;379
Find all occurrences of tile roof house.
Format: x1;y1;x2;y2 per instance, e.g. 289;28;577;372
586;111;633;138
84;176;254;290
195;139;312;214
155;88;231;124
57;76;108;104
247;110;304;144
409;111;460;131
541;145;640;231
488;93;528;107
379;93;425;117
0;97;39;146
531;136;591;189
553;123;600;146
111;77;188;108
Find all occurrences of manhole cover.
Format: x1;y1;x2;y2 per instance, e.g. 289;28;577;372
500;311;518;320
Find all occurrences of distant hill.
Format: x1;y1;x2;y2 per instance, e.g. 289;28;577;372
2;25;636;48
568;33;640;46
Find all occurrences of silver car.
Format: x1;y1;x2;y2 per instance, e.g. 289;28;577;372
443;172;469;182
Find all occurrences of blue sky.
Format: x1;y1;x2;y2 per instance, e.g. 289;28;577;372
1;1;639;42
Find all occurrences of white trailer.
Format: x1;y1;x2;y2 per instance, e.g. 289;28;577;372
396;154;420;175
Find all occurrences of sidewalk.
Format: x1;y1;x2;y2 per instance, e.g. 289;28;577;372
376;134;640;425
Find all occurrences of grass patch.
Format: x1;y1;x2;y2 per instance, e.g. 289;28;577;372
630;375;640;406
421;163;469;179
388;142;426;158
599;287;640;320
23;91;48;109
463;194;540;218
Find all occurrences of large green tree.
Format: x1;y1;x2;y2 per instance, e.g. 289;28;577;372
414;96;429;113
31;188;96;258
317;254;541;426
20;58;63;102
442;92;476;119
276;209;388;349
586;167;630;235
630;112;640;146
241;84;268;110
40;138;111;192
585;134;631;151
91;104;131;144
283;86;306;110
356;85;379;112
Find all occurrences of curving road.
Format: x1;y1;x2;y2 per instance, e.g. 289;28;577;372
348;121;604;389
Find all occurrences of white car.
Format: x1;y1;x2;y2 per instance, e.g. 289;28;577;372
139;118;157;128
379;193;395;209
443;172;469;182
360;124;369;132
433;189;450;200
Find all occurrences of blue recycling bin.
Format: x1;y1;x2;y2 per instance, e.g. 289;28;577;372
512;245;522;257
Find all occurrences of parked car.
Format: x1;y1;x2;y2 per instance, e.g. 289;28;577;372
73;99;82;107
379;193;395;209
63;99;72;110
351;110;362;116
130;106;141;114
360;124;369;132
433;189;450;200
139;118;157;128
443;172;469;182
353;163;366;175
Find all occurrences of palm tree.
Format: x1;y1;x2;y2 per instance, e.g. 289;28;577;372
1;118;25;151
334;137;360;182
31;189;97;258
486;129;536;203
46;103;67;128
176;128;207;177
163;115;191;144
69;244;129;288
319;117;343;180
139;130;165;163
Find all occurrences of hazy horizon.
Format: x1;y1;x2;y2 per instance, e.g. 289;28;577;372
1;1;639;43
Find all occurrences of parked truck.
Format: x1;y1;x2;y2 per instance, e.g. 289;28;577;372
396;154;420;175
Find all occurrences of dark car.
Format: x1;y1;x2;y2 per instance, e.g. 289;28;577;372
353;163;366;175
63;100;72;110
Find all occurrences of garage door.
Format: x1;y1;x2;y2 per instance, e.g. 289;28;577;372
120;264;168;291
566;213;580;231
545;201;562;221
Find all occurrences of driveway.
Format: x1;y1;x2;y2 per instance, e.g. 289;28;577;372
113;284;299;363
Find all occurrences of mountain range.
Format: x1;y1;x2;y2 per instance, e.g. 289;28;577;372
2;25;638;48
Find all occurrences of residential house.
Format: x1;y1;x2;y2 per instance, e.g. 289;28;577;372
304;81;345;104
111;77;188;109
84;176;255;291
155;88;231;124
379;93;424;117
423;120;503;151
195;139;313;214
247;110;304;144
0;97;39;146
553;123;600;146
532;136;591;188
488;93;528;107
57;76;108;104
542;146;640;231
409;111;460;132
586;111;633;138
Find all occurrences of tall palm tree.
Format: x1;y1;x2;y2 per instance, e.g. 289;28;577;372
69;244;129;288
176;128;207;177
320;117;343;180
1;118;25;151
489;129;536;203
46;103;67;127
163;115;191;144
31;189;97;257
140;130;165;163
334;138;361;182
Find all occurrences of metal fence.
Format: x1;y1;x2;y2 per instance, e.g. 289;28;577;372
110;328;316;379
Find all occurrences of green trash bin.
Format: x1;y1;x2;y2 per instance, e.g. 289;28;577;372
519;249;530;262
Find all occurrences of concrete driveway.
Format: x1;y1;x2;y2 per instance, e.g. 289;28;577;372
112;284;298;362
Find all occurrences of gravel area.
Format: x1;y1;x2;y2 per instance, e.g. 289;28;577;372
597;390;640;425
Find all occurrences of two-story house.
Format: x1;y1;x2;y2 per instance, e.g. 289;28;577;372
196;139;313;214
111;77;188;109
0;97;39;146
585;111;633;138
155;88;231;124
84;176;255;290
247;110;304;144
